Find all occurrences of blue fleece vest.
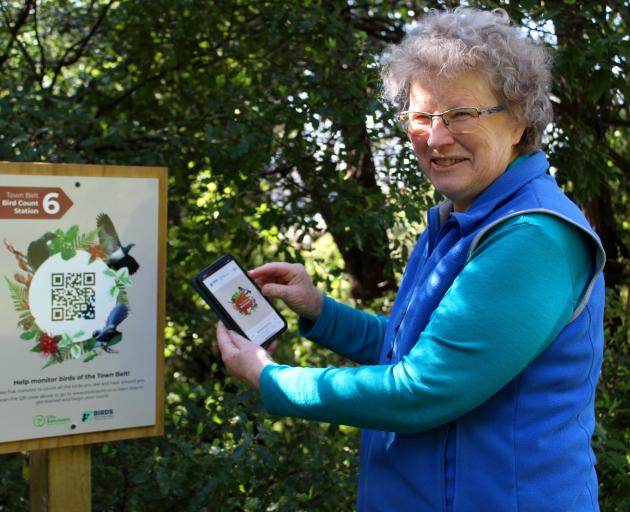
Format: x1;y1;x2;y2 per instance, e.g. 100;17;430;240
357;152;605;512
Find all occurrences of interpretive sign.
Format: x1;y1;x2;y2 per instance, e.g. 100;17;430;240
0;162;166;453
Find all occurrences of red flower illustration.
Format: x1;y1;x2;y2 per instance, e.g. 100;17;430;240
88;244;108;260
39;333;59;356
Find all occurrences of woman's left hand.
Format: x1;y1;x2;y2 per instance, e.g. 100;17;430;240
215;322;276;390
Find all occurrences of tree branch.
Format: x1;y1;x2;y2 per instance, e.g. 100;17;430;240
94;72;165;117
0;0;34;69
32;0;47;75
10;17;41;83
49;0;116;90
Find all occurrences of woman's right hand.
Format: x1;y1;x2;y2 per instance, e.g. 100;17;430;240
248;262;323;321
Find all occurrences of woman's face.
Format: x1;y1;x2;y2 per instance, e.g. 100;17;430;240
408;71;526;212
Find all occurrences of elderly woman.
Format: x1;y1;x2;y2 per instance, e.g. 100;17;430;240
216;8;605;511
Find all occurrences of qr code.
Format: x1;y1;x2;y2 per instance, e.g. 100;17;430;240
50;272;96;321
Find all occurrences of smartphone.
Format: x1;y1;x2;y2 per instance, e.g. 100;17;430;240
191;254;287;347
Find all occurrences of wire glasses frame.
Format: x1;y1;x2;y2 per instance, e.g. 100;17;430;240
396;105;505;135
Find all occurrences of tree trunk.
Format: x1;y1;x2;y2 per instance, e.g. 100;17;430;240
314;128;397;302
583;183;628;286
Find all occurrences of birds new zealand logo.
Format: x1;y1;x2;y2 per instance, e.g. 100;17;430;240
3;213;138;367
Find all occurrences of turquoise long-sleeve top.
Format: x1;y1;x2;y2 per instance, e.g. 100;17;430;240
259;213;593;433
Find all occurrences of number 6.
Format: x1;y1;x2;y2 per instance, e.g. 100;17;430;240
43;192;60;215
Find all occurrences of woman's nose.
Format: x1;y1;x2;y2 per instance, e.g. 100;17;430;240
426;117;455;147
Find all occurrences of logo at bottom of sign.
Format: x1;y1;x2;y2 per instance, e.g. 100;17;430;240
81;409;114;422
32;414;71;428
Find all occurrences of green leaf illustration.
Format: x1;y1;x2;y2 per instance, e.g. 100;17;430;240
70;345;82;359
75;228;98;251
20;330;37;340
66;225;79;243
117;286;129;305
61;247;76;260
50;225;80;259
59;335;73;348
83;350;98;363
49;230;65;255
42;357;61;369
4;276;27;311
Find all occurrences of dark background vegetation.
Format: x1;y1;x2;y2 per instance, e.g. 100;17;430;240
1;0;628;510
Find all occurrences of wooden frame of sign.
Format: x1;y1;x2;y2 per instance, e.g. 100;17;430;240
0;162;166;455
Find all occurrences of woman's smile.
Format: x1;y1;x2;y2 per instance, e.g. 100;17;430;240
430;157;468;169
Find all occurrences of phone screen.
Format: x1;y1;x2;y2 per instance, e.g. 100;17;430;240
199;258;286;346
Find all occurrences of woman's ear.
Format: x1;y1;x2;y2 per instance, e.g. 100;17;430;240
511;123;527;146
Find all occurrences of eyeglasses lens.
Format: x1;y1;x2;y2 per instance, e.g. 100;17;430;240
402;108;480;135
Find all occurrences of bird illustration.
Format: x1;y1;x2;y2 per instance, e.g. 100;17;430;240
27;232;56;271
96;213;140;275
92;303;129;353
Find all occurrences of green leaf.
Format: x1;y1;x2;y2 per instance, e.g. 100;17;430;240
75;228;98;250
5;279;28;313
61;247;76;260
20;330;37;340
83;349;98;362
65;225;80;243
70;344;82;359
42;357;61;369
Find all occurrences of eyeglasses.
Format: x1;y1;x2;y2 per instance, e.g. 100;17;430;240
396;105;505;136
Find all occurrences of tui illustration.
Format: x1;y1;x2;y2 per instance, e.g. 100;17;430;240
92;303;129;353
96;213;140;275
27;232;56;271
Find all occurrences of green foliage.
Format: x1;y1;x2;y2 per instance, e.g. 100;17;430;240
75;228;98;252
49;225;80;260
88;379;358;511
4;276;28;312
594;285;630;511
105;268;131;298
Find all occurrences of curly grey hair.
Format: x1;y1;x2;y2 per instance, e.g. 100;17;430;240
381;7;553;153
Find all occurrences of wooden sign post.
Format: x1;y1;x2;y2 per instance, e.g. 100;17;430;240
0;163;167;511
30;445;91;511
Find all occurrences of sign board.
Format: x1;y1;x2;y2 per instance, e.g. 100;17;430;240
0;162;166;454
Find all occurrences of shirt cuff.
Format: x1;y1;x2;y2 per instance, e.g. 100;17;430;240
297;294;337;342
259;363;290;416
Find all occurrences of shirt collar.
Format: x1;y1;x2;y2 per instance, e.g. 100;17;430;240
445;151;550;235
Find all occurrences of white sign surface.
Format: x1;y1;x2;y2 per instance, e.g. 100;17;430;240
0;173;159;442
